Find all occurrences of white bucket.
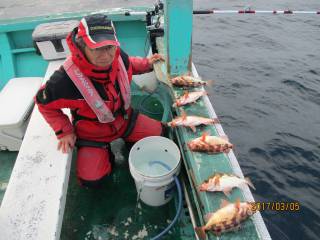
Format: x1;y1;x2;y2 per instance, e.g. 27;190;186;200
129;136;181;207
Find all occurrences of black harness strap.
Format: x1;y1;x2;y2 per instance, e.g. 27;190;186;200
71;108;124;125
122;109;139;138
75;139;110;149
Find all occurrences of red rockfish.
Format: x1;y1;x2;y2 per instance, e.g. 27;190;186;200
187;132;233;153
167;112;219;132
199;173;255;196
195;199;258;239
172;91;207;107
170;75;213;88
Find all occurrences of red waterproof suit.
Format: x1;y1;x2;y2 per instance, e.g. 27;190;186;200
35;29;162;182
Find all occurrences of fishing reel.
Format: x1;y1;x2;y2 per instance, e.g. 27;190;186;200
146;1;164;54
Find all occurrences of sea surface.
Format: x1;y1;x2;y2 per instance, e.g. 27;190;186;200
1;0;319;239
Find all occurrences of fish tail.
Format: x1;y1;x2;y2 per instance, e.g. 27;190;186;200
205;79;215;87
162;121;170;127
245;177;256;190
187;142;193;151
195;226;207;240
213;118;220;124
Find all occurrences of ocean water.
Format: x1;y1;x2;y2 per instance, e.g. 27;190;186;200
1;0;319;239
192;1;320;239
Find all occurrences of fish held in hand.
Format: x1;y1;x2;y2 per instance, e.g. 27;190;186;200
187;132;233;153
173;91;207;107
170;75;213;88
195;199;258;239
167;112;219;132
199;173;256;196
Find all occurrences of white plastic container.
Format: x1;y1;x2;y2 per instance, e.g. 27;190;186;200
132;50;159;92
0;77;43;151
32;20;79;60
129;136;181;206
132;70;158;93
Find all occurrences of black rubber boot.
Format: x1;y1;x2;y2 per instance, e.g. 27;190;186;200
125;141;135;152
79;174;112;189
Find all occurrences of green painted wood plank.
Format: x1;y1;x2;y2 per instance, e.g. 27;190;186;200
11;48;35;54
164;0;193;77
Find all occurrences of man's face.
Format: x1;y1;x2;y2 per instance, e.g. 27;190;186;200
84;45;117;67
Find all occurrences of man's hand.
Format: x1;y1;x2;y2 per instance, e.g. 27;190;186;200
57;133;76;154
147;54;165;68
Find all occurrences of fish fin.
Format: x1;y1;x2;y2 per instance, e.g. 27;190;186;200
198;185;205;192
201;132;209;142
220;135;230;142
190;125;196;132
235;198;241;212
168;121;176;128
224;148;231;154
162;121;169;127
213;118;220;124
213;175;221;187
186;142;192;149
245;177;256;190
220;199;230;208
223;144;233;153
205;79;215;87
181;110;187;120
194;226;206;240
222;188;232;197
204;213;214;222
184;91;189;98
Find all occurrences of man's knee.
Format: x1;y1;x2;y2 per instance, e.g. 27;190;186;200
76;146;114;187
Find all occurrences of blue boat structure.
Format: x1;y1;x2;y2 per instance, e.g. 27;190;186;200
0;1;271;239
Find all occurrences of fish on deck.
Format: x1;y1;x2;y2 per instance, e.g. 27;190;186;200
187;132;233;153
172;91;207;107
166;112;219;132
170;75;213;88
195;199;258;239
199;173;256;196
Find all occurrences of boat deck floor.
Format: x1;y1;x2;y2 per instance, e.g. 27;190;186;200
0;151;16;203
61;144;194;240
0;93;196;239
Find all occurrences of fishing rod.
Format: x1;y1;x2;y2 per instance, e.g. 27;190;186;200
193;9;320;15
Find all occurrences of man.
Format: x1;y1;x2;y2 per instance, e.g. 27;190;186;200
35;14;164;188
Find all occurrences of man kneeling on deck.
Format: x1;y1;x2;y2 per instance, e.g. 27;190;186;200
35;14;164;188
